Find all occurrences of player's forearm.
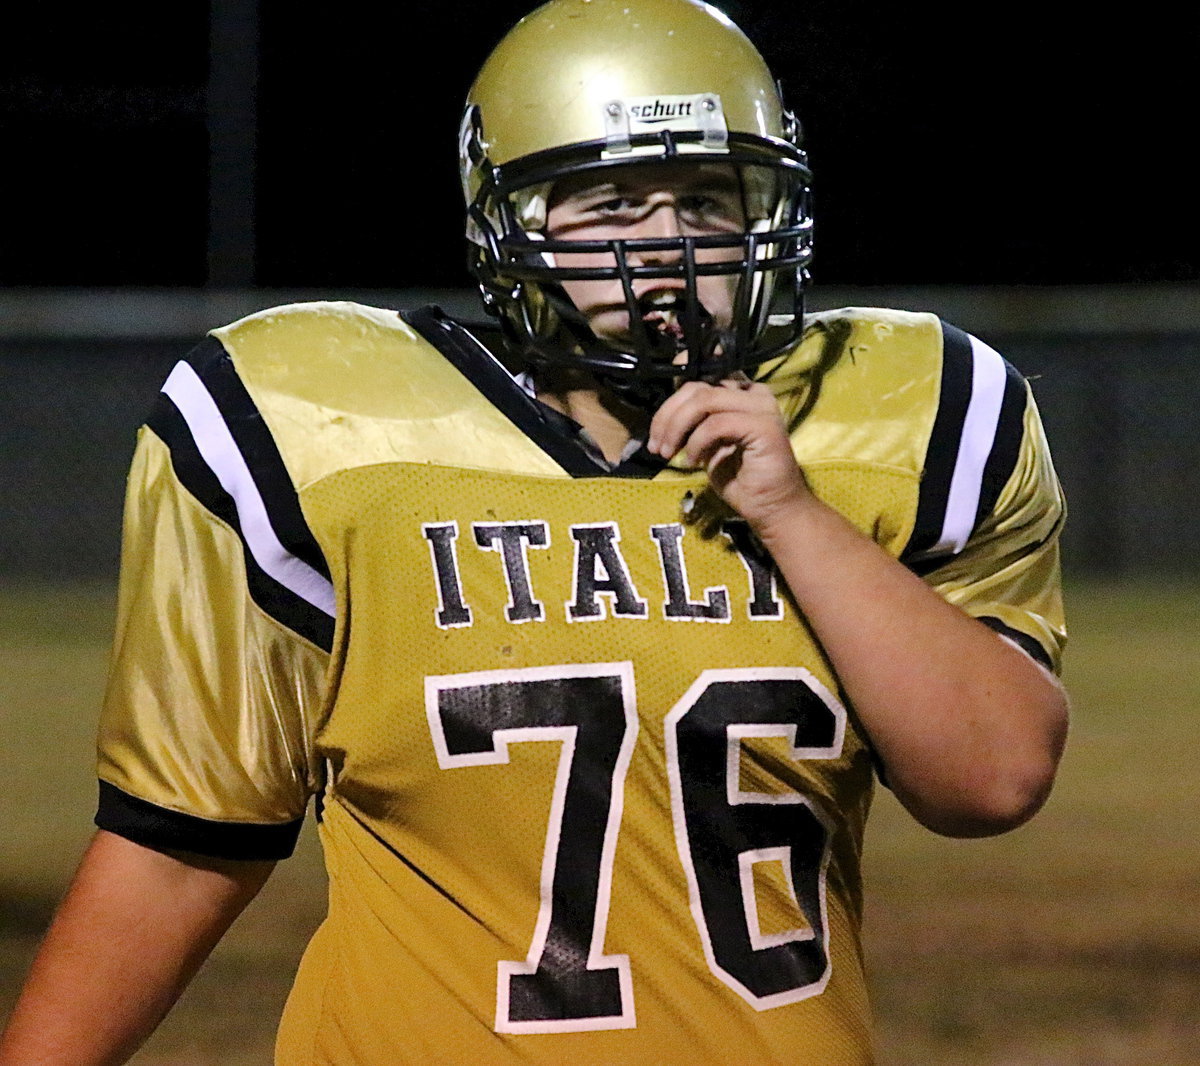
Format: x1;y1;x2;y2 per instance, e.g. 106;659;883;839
0;830;273;1066
753;495;1069;838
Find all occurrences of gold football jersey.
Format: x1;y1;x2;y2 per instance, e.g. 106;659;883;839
97;301;1065;1065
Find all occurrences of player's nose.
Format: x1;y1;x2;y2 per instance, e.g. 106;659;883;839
631;201;684;263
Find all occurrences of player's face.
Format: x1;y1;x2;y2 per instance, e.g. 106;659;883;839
545;162;747;366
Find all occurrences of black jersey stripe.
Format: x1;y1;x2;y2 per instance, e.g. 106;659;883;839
402;306;665;479
96;780;304;861
978;617;1054;671
402;306;601;476
182;337;331;580
146;351;335;652
975;361;1027;528
147;397;335;651
903;323;1028;576
904;322;974;567
147;395;232;527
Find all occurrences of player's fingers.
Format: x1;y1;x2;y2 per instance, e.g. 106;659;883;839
681;411;753;470
650;381;772;457
655;390;775;460
648;382;715;457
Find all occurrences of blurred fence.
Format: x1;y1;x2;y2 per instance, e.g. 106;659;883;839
2;285;1197;579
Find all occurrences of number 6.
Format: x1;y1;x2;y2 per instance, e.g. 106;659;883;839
665;667;844;1008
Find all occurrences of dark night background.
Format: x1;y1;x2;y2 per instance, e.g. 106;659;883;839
1;1;1194;291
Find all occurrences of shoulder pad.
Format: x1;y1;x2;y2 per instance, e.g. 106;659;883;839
764;307;945;466
208;302;563;485
212;302;434;405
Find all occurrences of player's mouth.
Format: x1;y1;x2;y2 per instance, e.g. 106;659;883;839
636;290;714;359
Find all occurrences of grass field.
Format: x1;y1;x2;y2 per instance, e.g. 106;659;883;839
2;578;1198;1064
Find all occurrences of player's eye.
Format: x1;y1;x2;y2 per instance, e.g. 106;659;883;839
677;193;742;230
590;196;641;218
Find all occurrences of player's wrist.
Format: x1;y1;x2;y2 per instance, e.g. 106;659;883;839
743;483;831;545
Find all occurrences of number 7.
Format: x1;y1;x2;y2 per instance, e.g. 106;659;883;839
425;663;639;1033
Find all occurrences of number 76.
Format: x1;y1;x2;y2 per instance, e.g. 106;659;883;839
425;663;846;1034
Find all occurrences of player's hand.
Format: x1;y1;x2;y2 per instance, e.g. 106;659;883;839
647;377;812;530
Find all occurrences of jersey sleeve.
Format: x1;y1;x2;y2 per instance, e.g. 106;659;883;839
96;338;335;860
901;323;1066;673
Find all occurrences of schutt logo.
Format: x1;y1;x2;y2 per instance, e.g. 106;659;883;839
628;99;696;123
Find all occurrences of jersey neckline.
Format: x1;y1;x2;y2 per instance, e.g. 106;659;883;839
401;305;667;480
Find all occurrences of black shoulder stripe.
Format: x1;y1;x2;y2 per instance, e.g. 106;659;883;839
146;392;233;526
975;361;1027;528
903;323;1029;576
906;322;974;563
147;397;335;651
96;780;304;861
402;306;659;479
182;337;331;580
978;617;1054;671
145;341;335;652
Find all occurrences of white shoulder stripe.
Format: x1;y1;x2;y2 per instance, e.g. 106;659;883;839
930;334;1008;556
161;361;337;618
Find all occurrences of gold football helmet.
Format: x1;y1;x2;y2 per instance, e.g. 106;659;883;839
460;0;813;398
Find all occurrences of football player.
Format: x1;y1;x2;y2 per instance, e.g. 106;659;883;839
0;1;1068;1063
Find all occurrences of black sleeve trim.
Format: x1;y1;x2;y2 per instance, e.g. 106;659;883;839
95;780;304;861
978;616;1054;671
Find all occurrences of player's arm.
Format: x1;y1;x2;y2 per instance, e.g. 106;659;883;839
648;378;1068;838
3;334;329;1063
0;830;273;1066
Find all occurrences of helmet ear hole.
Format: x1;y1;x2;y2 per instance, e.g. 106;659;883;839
462;0;814;383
